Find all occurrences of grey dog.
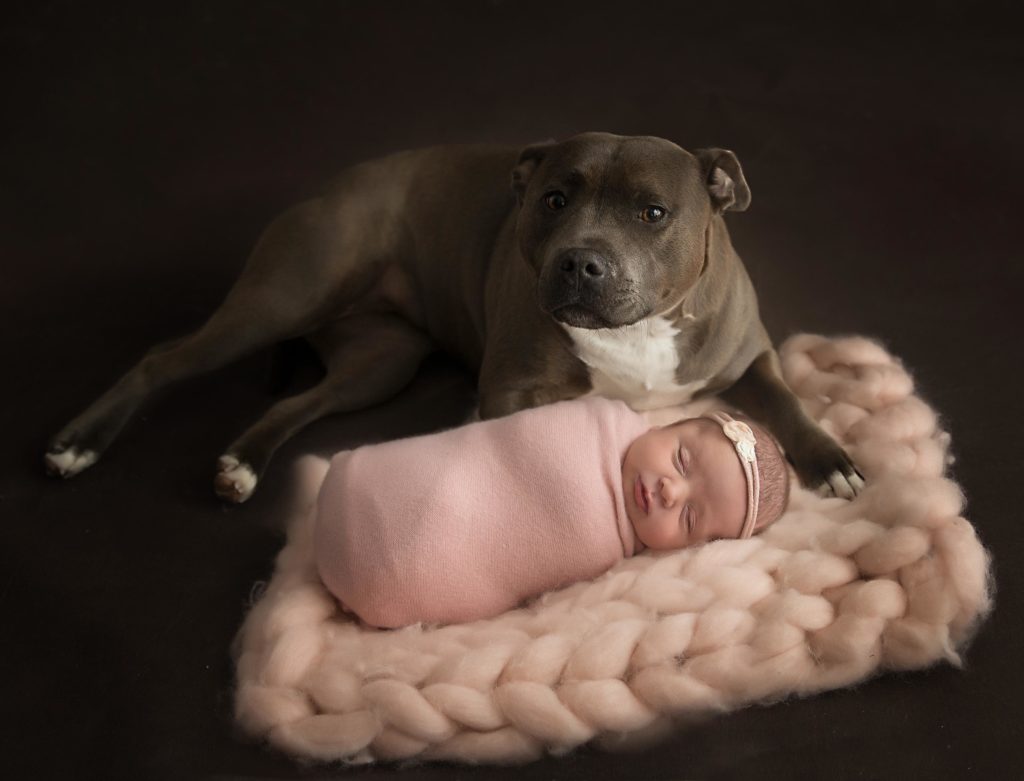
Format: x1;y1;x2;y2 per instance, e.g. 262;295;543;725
45;132;864;503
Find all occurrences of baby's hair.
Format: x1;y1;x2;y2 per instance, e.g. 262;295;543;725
728;413;791;534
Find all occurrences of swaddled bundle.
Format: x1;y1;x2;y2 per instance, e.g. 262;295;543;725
314;397;649;628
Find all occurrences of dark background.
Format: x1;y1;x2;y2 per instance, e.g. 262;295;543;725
4;1;1023;778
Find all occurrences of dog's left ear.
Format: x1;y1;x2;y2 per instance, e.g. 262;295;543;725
695;148;751;213
511;140;556;205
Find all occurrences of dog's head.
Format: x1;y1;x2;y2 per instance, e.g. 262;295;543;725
511;132;750;329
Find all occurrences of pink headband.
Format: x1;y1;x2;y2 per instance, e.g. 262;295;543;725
704;412;760;539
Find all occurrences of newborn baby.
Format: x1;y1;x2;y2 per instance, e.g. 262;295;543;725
314;397;790;628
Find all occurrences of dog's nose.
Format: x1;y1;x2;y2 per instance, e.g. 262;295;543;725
558;248;608;285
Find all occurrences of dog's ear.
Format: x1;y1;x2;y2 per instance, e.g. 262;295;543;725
511;140;556;205
695;148;751;213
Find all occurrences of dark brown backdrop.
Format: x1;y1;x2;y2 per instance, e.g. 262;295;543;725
3;2;1022;779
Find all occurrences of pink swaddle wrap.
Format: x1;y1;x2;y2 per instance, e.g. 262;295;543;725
314;397;650;628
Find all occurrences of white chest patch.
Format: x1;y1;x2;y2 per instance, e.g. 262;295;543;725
562;315;708;410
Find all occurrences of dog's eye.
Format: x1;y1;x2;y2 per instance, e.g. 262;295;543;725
640;205;667;223
544;191;568;211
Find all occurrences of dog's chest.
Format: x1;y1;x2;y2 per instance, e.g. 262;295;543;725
562;317;708;410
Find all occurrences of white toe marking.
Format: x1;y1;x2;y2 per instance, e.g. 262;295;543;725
229;465;257;499
219;457;257;502
827;470;856;500
849;472;866;494
47;449;77;472
47;447;98;477
218;454;240;472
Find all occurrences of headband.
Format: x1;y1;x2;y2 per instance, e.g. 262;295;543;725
704;411;760;539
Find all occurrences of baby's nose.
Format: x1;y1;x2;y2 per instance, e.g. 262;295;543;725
659;475;686;507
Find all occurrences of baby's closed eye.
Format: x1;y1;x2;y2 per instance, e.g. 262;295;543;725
681;504;696;532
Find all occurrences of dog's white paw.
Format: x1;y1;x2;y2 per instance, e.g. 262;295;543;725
215;455;257;503
816;469;864;500
45;446;99;478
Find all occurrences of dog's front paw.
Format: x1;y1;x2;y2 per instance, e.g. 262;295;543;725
44;440;100;478
789;434;865;500
215;454;257;503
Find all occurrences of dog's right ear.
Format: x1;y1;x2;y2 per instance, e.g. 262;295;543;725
695;148;751;213
511;140;556;205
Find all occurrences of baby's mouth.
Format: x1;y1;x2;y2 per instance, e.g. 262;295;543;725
634;476;650;515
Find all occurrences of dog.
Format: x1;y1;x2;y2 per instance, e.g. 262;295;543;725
45;132;864;503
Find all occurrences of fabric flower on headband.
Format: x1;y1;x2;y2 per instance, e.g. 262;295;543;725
706;411;761;539
720;419;757;463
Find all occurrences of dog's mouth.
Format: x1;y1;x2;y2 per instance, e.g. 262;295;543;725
550;300;652;330
550;305;615;329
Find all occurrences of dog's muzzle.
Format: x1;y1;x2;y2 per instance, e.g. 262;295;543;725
540;250;643;329
542;248;617;328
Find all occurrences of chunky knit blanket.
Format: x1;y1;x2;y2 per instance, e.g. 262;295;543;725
232;334;993;764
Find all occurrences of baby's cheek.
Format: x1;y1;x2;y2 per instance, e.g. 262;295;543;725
641;516;686;550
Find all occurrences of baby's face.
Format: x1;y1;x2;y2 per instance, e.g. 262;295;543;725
622;418;747;550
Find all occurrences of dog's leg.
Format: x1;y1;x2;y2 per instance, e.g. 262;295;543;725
213;313;433;503
44;199;380;478
44;302;308;479
477;312;593;421
720;350;866;499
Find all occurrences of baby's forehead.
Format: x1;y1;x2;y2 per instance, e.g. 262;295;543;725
668;417;735;449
